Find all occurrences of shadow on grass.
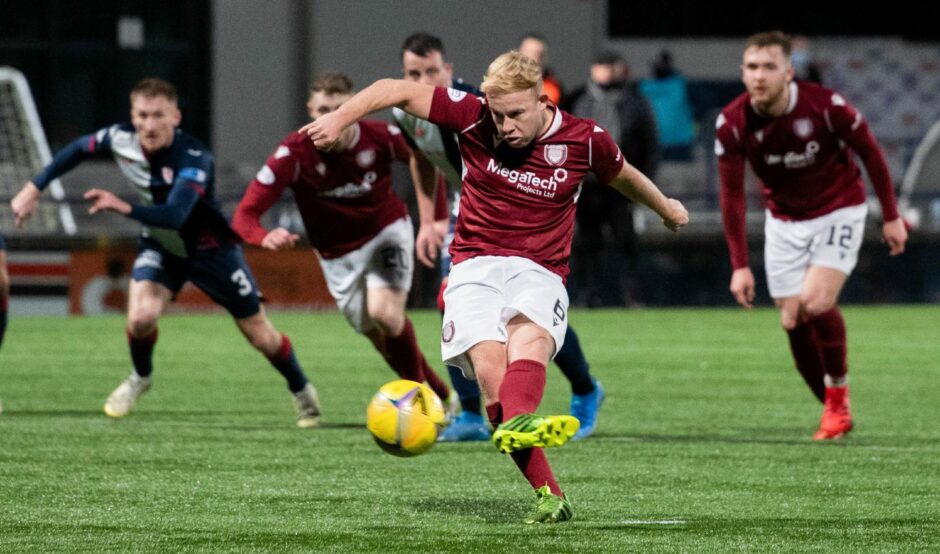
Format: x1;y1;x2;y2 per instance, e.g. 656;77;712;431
411;497;526;523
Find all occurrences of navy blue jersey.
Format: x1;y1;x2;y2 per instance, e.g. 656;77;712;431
34;124;237;257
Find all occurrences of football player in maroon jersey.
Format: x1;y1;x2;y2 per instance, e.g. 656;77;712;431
303;52;687;523
232;73;453;411
716;31;907;440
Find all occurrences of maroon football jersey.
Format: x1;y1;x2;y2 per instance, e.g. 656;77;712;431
233;120;410;259
427;86;624;281
716;81;898;268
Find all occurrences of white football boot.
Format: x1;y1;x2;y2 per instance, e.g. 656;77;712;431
292;382;321;428
104;374;152;418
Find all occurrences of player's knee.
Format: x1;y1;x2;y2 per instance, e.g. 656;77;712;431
248;329;280;355
368;306;403;336
779;314;799;331
801;295;835;320
127;310;159;337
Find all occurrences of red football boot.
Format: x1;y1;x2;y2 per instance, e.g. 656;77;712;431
813;385;853;440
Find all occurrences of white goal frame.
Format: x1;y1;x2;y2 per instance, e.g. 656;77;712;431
0;66;76;235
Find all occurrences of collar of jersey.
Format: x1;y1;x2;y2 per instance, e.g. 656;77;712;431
784;82;798;115
536;106;563;142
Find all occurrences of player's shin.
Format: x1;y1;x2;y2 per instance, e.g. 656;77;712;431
785;323;826;402
127;328;158;378
265;334;308;393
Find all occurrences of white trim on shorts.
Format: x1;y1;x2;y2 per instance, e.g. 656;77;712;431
764;203;867;299
317;216;414;333
440;255;569;379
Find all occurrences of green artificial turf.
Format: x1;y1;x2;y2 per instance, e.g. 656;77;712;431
1;306;937;552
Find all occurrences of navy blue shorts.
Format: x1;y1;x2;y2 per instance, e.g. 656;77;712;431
131;237;261;319
0;232;6;251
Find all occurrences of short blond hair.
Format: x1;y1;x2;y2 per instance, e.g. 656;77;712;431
481;51;543;96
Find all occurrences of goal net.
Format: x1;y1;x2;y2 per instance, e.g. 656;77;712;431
900;119;940;231
0;66;76;235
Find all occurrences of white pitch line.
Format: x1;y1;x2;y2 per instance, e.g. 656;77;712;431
621;519;687;525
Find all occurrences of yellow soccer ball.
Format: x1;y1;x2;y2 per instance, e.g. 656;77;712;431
366;380;446;457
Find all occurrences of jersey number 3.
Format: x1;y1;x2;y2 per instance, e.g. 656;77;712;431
230;269;254;296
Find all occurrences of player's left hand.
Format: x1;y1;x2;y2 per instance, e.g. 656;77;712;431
882;217;908;256
85;189;131;216
261;227;300;251
662;198;689;232
299;112;346;151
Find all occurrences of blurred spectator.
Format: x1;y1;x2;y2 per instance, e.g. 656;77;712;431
791;36;824;84
639;50;696;161
518;32;564;105
565;51;659;306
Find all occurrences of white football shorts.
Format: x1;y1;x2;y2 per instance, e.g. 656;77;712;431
317;216;414;333
764;203;867;299
441;255;569;379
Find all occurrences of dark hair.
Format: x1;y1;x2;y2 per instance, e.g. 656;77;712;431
309;72;353;95
130;78;177;103
593;50;624;66
401;32;445;59
745;31;793;57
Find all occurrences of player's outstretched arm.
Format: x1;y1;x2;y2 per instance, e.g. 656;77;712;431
11;182;42;229
300;79;434;150
608;160;688;231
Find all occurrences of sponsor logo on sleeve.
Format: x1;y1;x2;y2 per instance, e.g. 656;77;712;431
714;139;725;156
256;165;275;185
274;145;291;159
387;124;401;135
447;88;467;102
179;167;207;183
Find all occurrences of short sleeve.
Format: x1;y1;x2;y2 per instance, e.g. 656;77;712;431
589;125;625;184
427;86;488;134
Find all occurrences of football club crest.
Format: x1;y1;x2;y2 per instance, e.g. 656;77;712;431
793;118;814;139
356;149;376;168
442;321;455;343
543;144;568;166
162;167;174;184
447;88;467;102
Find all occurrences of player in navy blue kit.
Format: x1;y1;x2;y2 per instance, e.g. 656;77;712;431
10;78;321;427
395;33;604;441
